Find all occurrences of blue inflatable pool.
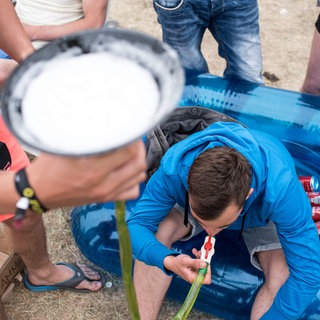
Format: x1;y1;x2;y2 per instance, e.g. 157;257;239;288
71;75;320;319
181;74;320;181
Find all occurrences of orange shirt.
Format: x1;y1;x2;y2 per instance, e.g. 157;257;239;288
0;116;30;221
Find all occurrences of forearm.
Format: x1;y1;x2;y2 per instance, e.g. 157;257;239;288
129;220;175;271
0;139;145;214
27;145;144;208
26;0;108;42
27;19;104;42
0;0;34;62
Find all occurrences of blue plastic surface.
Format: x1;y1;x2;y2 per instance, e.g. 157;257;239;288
181;74;320;182
0;49;10;59
71;75;320;319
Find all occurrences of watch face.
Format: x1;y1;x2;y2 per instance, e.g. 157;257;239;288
2;27;184;156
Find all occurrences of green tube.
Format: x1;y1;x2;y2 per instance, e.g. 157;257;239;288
173;263;209;320
115;200;140;320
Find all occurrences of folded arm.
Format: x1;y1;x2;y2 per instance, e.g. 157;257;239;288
23;0;108;42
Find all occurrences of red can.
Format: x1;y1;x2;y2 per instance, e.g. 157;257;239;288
307;192;320;206
299;176;319;192
312;207;320;222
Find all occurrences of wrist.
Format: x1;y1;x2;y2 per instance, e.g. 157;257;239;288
15;167;48;214
163;254;177;272
25;158;53;209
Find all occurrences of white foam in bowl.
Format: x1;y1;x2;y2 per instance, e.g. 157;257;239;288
3;30;184;156
22;52;159;154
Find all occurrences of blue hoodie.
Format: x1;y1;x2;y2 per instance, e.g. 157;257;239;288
127;122;320;319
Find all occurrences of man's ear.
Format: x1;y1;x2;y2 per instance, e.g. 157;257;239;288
246;188;254;200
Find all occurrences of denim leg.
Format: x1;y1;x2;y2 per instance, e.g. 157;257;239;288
208;0;263;84
153;0;211;78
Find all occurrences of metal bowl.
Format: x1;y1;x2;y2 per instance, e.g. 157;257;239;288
1;26;184;156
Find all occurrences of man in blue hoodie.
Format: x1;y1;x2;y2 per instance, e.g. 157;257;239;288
128;121;320;320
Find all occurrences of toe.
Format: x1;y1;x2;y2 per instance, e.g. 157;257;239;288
76;263;101;281
76;279;103;291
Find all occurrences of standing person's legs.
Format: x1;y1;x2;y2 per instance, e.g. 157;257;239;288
301;15;320;95
153;0;211;79
3;213;104;291
134;207;192;320
0;120;104;292
209;0;263;83
242;222;289;319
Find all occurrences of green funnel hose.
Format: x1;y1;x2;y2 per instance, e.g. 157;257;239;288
115;200;140;320
174;235;215;320
173;263;209;320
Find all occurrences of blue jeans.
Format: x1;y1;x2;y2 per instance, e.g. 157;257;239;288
153;0;263;83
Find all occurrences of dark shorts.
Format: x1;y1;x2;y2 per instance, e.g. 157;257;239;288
0;116;30;222
242;221;282;271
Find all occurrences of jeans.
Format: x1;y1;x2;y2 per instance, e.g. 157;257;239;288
153;0;263;83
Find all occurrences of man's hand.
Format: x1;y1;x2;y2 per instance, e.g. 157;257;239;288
27;140;146;208
163;254;211;284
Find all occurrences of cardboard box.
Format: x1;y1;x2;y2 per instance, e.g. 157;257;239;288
0;301;8;320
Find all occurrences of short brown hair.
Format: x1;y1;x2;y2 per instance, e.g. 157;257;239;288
188;146;252;220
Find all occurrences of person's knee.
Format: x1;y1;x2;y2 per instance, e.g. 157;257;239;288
264;269;289;295
3;211;44;232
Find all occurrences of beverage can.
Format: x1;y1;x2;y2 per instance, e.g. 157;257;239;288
312;207;320;222
299;176;319;192
307;192;320;206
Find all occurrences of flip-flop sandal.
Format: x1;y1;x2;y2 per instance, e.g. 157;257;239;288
24;262;106;293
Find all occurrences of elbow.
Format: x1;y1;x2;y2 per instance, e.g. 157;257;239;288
90;20;106;29
84;14;107;30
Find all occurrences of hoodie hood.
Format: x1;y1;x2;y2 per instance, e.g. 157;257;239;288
163;122;266;209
